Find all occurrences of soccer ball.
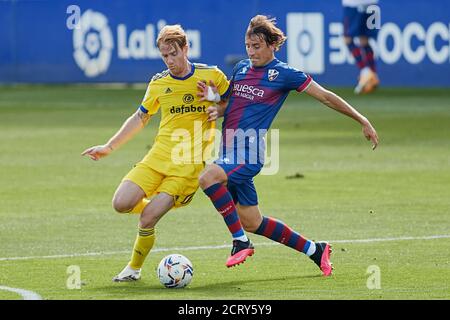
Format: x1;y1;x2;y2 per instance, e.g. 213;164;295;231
157;254;194;288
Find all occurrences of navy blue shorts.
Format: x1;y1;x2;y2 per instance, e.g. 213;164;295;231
343;6;379;38
214;160;262;206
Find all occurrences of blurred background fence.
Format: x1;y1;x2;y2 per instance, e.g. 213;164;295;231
1;0;450;86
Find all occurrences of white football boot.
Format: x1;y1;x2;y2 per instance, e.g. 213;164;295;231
112;265;141;282
355;67;379;94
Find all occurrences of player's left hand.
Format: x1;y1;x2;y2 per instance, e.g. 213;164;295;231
362;121;379;150
206;106;219;121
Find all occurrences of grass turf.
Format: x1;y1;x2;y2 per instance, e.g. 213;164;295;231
0;85;449;299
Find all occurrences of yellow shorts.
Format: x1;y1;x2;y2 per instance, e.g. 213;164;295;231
122;162;199;208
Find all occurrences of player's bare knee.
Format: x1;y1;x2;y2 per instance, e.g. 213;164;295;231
242;221;259;233
198;173;209;189
200;166;227;190
238;210;263;233
242;222;253;232
112;197;133;214
199;170;217;189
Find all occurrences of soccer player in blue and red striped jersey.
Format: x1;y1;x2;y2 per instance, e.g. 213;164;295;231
198;15;379;276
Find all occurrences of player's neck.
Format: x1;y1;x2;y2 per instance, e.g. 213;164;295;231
172;61;192;78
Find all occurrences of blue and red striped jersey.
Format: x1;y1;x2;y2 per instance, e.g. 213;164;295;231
219;58;312;165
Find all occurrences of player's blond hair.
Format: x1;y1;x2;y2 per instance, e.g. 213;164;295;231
156;24;188;49
246;15;287;51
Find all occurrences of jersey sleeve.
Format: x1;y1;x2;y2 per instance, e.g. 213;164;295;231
284;67;313;93
139;81;160;115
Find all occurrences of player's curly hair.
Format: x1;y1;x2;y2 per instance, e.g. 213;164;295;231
246;15;287;51
157;24;188;49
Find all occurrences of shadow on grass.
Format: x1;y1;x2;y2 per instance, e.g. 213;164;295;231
189;274;324;295
91;273;324;298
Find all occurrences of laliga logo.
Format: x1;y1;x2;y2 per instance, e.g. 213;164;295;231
72;10;114;78
67;6;201;78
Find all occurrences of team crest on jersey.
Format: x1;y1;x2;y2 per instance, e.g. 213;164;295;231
183;93;195;104
268;69;279;81
239;67;248;74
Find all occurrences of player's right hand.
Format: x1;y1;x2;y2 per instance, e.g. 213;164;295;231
81;144;112;161
362;121;379;150
206;106;219;121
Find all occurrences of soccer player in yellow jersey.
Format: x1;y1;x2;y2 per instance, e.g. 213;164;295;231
81;24;230;282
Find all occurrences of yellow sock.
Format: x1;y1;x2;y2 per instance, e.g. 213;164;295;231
129;227;155;269
129;199;150;214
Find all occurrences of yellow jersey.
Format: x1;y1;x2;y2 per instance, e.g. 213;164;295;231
139;63;230;178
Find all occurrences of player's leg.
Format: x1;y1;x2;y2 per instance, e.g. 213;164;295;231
232;181;315;255
199;163;256;267
139;192;174;228
113;164;164;282
115;171;200;282
236;203;333;276
126;174;201;273
113;193;173;282
127;192;174;270
344;5;378;94
343;7;365;71
112;180;147;214
237;204;314;255
359;32;380;94
345;36;365;71
354;6;380;94
199;163;249;243
359;36;376;73
112;163;164;215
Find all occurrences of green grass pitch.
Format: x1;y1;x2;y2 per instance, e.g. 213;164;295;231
0;85;449;300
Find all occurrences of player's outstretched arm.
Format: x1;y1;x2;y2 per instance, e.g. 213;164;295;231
81;109;151;161
304;80;379;150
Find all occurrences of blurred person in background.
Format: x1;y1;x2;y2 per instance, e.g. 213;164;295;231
343;0;380;94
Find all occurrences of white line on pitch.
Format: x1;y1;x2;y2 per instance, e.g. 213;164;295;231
0;234;449;262
0;286;42;300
